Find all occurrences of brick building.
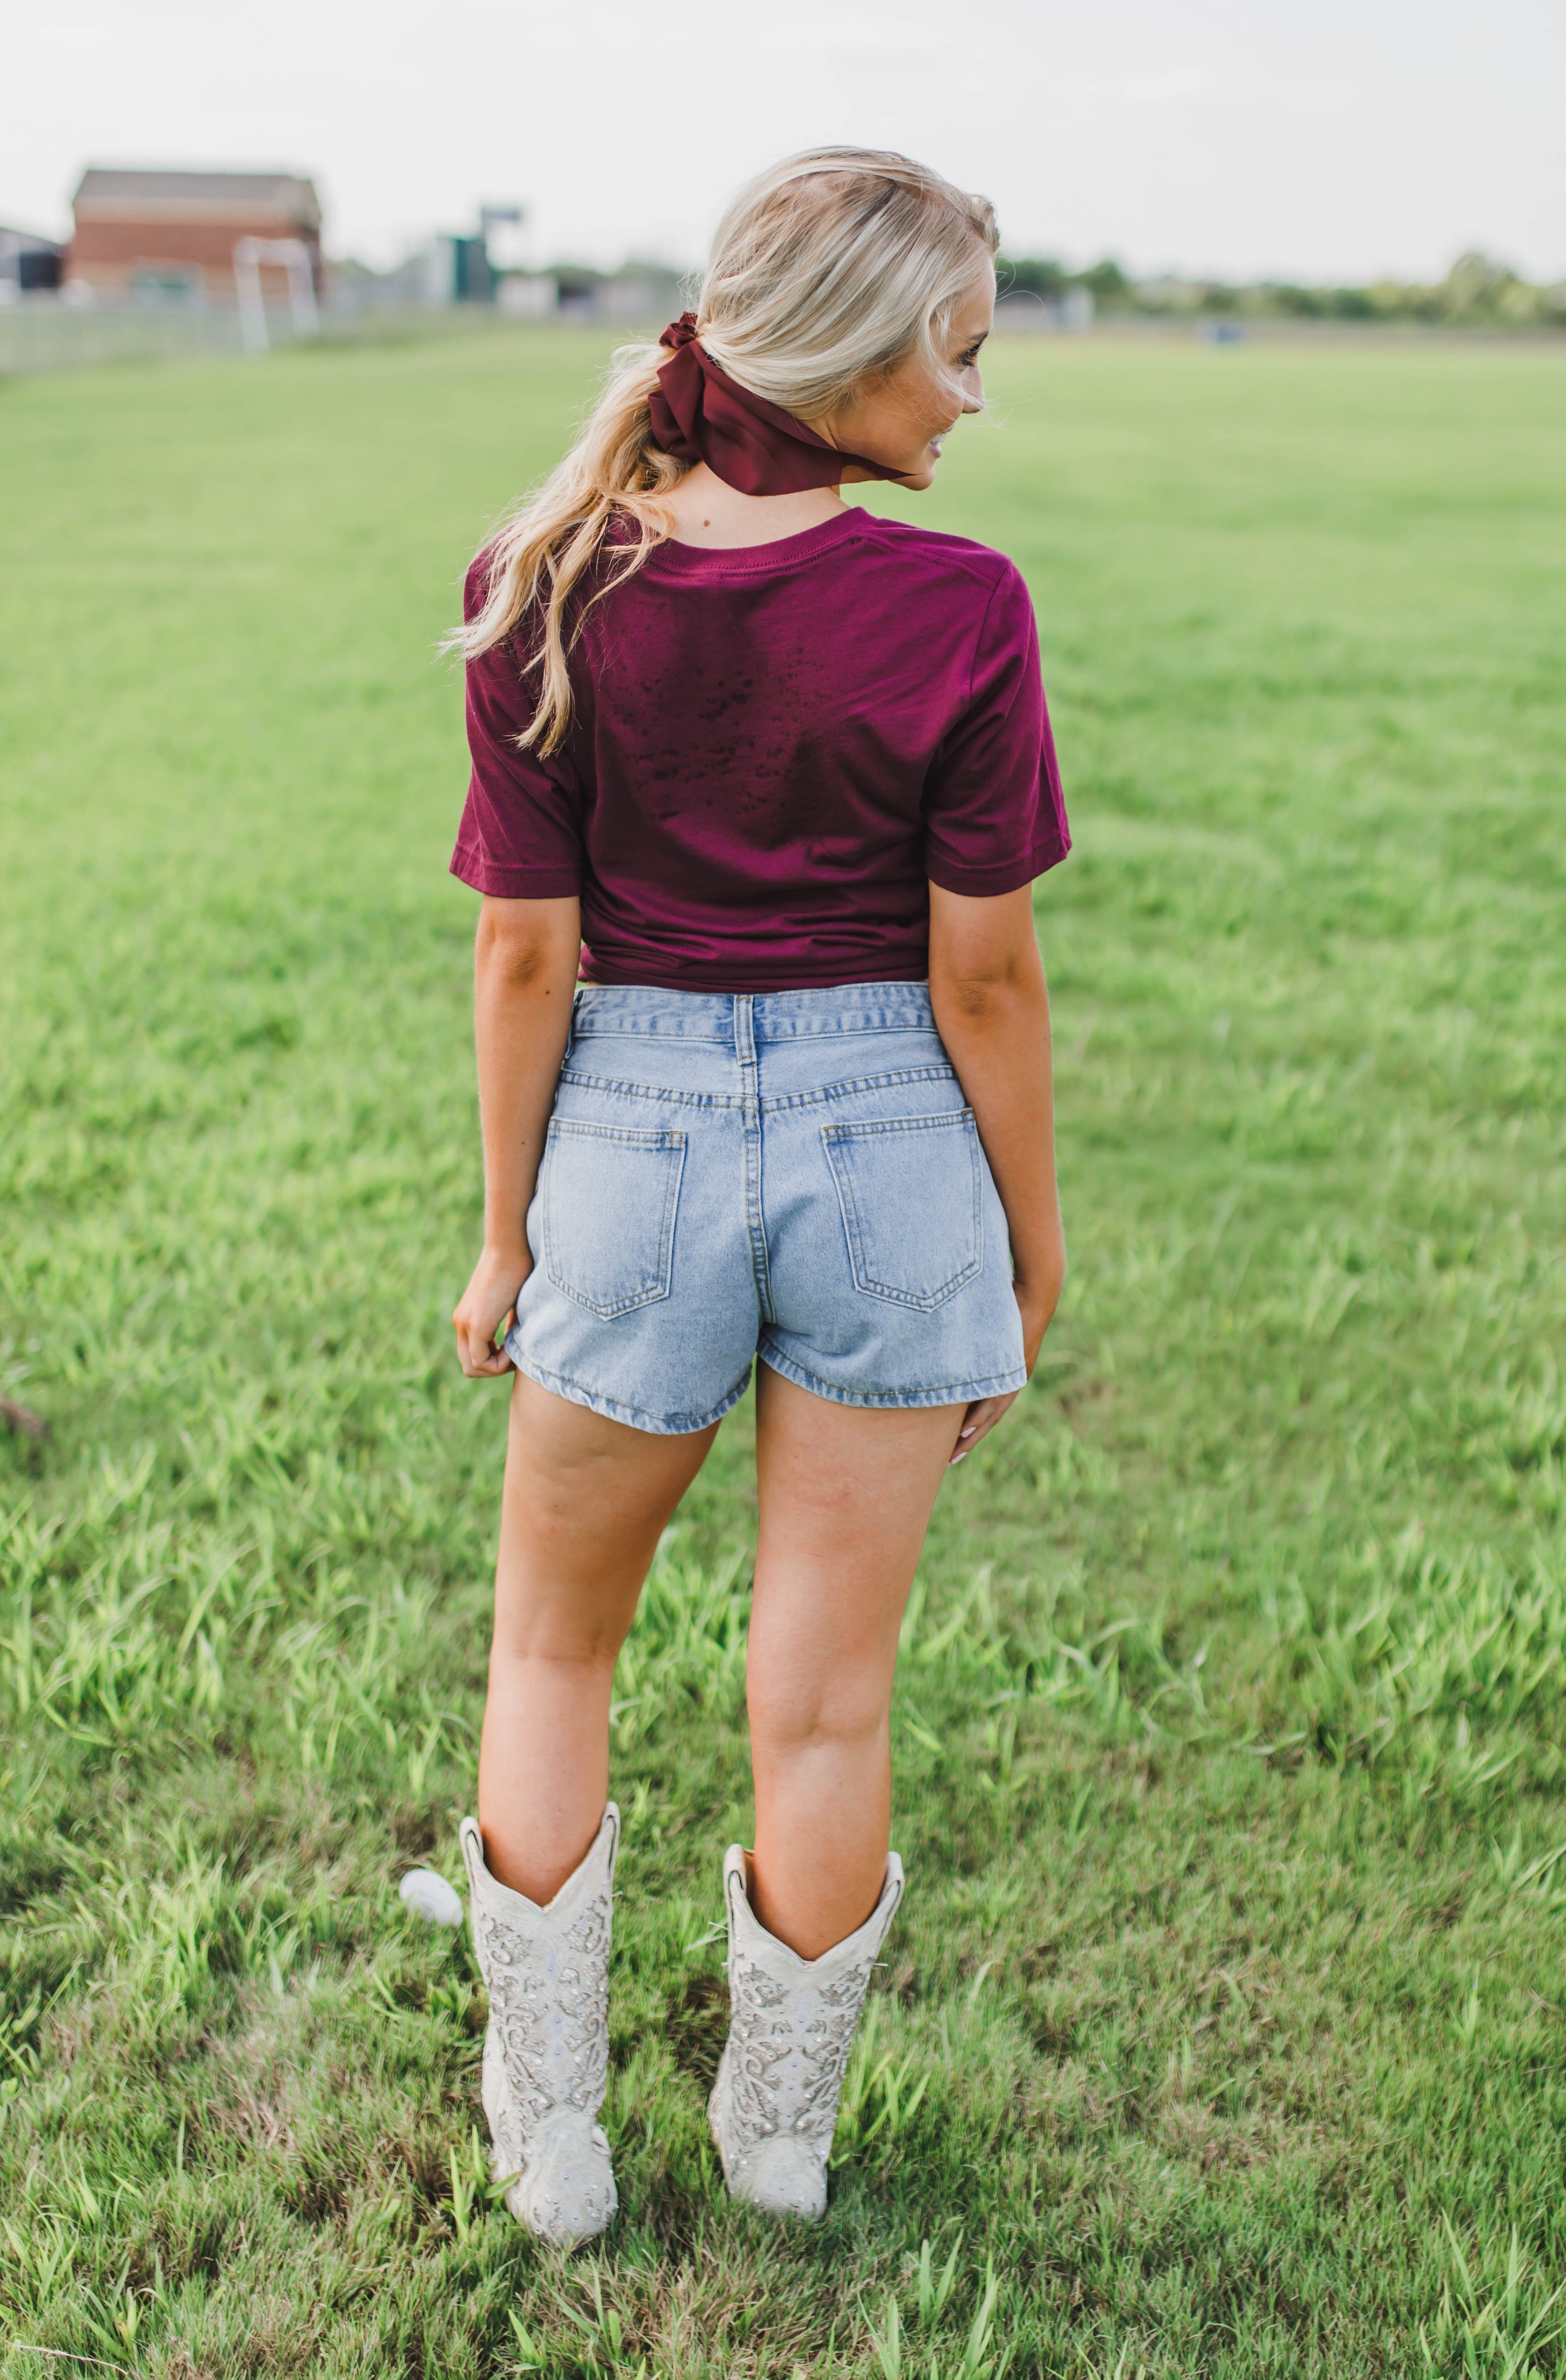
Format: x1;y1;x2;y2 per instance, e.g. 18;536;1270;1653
66;169;322;302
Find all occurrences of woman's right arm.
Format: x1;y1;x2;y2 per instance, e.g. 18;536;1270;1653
452;893;582;1378
928;882;1066;1454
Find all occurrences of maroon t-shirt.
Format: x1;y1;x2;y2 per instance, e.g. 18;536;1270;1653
451;507;1069;993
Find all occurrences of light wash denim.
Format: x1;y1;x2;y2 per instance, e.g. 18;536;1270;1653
504;981;1026;1435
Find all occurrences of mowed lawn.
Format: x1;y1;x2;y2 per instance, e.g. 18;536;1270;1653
1;323;1564;2378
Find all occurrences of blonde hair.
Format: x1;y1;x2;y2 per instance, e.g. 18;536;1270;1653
455;146;998;753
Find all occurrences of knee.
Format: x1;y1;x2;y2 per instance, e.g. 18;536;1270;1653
747;1660;890;1760
490;1630;623;1675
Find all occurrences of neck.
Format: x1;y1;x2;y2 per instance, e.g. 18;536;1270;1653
658;463;846;550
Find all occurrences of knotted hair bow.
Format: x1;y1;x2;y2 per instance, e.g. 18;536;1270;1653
647;313;905;496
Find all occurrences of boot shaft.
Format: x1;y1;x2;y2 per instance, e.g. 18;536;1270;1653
711;1846;904;2215
460;1810;619;2122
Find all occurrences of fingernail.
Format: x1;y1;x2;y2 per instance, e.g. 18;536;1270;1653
950;1451;967;1465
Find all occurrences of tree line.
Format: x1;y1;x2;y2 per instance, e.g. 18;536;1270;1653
998;250;1565;326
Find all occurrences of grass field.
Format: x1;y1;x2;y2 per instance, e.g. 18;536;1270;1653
1;324;1564;2378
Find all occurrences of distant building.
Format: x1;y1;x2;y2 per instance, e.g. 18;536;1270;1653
66;169;322;303
495;265;682;324
424;232;495;306
0;225;64;295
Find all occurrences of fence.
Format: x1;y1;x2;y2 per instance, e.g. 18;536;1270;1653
0;293;669;378
0;301;318;376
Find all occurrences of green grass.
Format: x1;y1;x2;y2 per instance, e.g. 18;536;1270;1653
1;325;1564;2377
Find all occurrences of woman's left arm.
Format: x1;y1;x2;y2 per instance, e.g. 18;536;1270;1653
927;882;1066;1459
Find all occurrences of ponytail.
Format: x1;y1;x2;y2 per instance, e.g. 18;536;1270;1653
452;341;685;755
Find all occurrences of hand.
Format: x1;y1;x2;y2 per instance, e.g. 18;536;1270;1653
948;1283;1057;1467
453;1244;532;1378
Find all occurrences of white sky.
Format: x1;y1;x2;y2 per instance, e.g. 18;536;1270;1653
5;0;1564;285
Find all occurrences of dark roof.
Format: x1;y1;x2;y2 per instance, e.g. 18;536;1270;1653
0;225;64;256
73;168;320;221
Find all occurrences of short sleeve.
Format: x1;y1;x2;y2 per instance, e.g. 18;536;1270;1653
449;557;584;898
921;561;1070;896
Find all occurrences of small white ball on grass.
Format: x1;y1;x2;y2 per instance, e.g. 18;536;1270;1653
399;1869;463;1928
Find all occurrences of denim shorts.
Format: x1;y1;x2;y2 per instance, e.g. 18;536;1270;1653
503;981;1026;1435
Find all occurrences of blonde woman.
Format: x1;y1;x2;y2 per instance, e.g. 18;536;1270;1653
449;147;1069;2242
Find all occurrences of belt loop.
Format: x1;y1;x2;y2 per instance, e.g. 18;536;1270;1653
734;992;756;1072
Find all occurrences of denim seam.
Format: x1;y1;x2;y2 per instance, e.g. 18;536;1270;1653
757;1343;1027;1409
505;1347;753;1435
750;1016;937;1043
556;1070;741;1110
758;1064;959;1115
570;990;938;1044
569;1025;733;1044
545;1117;687;1149
821;1107;975;1139
557;1063;958;1113
568;1015;935;1044
734;996;777;1325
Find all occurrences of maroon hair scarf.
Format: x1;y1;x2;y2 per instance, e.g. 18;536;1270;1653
647;313;905;495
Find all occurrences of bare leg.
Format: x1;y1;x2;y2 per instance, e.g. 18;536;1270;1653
478;1371;716;1902
747;1365;961;1958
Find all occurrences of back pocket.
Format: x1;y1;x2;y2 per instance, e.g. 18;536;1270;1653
540;1119;686;1318
822;1110;983;1311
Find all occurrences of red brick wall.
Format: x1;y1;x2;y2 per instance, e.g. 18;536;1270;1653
68;215;323;297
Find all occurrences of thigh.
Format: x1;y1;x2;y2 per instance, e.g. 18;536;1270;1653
494;1371;717;1661
749;1364;962;1692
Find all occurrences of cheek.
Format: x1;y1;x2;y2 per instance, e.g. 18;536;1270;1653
847;368;952;459
920;373;956;424
926;373;970;433
868;401;937;458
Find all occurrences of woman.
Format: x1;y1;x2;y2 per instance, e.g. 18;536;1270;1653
448;146;1069;2243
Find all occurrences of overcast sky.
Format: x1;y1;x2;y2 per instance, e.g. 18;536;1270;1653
6;0;1563;285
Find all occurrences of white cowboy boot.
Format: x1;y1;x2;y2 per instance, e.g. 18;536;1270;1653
708;1845;904;2219
458;1806;619;2247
